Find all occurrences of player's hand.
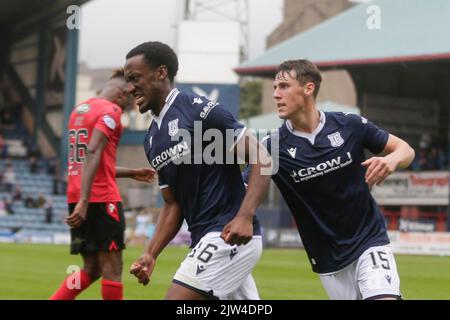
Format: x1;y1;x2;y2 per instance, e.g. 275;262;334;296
65;200;88;228
220;214;253;246
131;167;157;183
130;253;156;286
362;156;397;188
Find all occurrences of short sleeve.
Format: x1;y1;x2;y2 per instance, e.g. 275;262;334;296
200;103;246;151
241;133;276;184
347;114;389;154
142;128;168;189
95;106;121;138
242;164;251;186
158;173;169;189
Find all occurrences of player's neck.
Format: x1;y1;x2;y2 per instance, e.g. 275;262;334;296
153;86;174;116
97;88;116;102
97;92;115;104
289;104;320;134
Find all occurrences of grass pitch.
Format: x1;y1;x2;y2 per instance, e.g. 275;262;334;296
0;243;449;300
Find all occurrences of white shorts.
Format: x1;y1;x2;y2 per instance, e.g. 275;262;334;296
173;232;262;300
319;245;401;300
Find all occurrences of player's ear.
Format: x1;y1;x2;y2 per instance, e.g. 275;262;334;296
157;65;168;80
304;82;315;97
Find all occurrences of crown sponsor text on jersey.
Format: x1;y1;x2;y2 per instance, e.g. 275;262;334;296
290;152;353;182
151;141;191;169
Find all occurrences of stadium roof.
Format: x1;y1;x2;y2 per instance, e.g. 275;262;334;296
0;0;89;38
235;0;450;77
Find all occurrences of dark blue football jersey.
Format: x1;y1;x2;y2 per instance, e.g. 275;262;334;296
144;88;261;247
244;111;390;273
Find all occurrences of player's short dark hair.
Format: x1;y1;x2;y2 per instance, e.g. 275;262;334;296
277;60;322;98
126;41;179;83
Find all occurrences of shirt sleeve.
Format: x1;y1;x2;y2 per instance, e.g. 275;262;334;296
349;114;389;154
95;106;121;138
200;102;246;151
242;164;251;186
143;129;169;189
241;133;274;185
158;173;169;189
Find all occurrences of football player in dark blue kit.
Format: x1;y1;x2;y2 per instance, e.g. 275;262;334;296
124;41;272;300
244;59;415;300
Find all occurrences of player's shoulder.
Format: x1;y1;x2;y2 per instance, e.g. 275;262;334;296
75;98;121;117
174;90;207;108
177;90;221;120
94;98;121;114
72;100;92;115
261;127;282;146
327;111;367;127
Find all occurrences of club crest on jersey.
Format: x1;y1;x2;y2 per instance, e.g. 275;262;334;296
75;103;90;114
168;119;179;137
327;132;344;147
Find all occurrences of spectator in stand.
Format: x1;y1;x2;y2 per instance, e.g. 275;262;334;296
44;199;53;224
428;147;440;170
26;137;40;158
146;214;156;240
24;193;36;208
0;198;6;216
0;77;5;107
29;156;39;174
52;160;67;195
47;158;56;175
0;133;7;158
3;160;16;192
1;110;14;127
436;138;449;169
417;133;430;170
5;196;14;215
132;209;150;246
12;185;22;202
36;192;47;208
415;133;449;171
0;170;4;191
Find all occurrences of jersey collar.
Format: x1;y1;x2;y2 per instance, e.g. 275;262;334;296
286;110;326;145
152;88;180;129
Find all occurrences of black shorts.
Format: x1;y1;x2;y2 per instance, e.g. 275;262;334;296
68;202;125;255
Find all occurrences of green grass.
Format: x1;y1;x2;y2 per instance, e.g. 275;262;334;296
0;243;449;300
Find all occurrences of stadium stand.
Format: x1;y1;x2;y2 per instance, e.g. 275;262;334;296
0;158;69;243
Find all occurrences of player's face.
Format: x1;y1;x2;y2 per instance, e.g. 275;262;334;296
116;88;134;111
112;79;133;111
273;70;307;119
124;54;162;114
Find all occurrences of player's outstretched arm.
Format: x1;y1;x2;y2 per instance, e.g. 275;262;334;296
362;133;415;187
130;187;183;285
66;128;108;228
116;166;157;183
221;131;272;246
